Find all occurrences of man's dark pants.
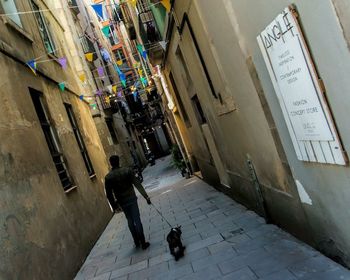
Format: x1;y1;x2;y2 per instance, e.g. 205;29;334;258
121;200;146;246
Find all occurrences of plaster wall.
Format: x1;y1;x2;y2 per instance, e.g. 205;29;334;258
166;0;350;265
179;0;350;264
0;1;112;278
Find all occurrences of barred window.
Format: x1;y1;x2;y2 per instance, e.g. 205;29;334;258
29;88;74;191
31;1;57;55
65;104;95;177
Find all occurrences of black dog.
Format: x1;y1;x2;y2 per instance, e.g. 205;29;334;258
166;226;186;261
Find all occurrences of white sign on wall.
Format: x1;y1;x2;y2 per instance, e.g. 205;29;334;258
257;6;346;165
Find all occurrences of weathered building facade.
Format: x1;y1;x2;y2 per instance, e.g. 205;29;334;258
0;0;113;279
161;0;350;267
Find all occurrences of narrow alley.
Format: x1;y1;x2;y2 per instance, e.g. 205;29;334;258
3;0;350;279
75;157;350;280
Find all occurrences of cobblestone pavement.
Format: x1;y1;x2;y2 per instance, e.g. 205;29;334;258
75;159;350;280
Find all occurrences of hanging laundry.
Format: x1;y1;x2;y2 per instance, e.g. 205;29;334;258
100;48;111;62
146;22;157;43
97;66;104;77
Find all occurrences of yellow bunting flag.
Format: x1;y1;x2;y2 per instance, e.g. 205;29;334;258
85;53;93;62
105;96;110;104
78;74;86;83
117;60;123;66
138;69;143;76
160;0;171;12
131;0;137;8
112;85;117;93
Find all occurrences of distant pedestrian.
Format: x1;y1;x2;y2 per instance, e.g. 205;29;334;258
105;155;151;249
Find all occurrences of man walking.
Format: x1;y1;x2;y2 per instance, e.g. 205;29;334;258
105;155;151;249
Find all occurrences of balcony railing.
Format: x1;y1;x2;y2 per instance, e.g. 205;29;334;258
68;0;79;15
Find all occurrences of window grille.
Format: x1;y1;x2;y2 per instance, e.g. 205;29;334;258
65;104;95;176
29;89;74;191
31;1;57;55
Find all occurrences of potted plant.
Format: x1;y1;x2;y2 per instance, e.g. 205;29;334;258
171;144;190;179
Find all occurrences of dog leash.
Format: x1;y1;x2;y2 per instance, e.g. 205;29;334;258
151;203;173;228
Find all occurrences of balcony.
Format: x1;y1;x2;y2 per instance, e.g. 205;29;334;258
147;42;164;66
68;0;80;15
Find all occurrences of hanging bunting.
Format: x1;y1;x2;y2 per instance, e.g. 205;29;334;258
138;69;143;76
160;0;171;12
106;85;113;93
142;50;147;59
121;80;126;88
91;4;104;19
58;82;65;92
112;85;117;93
90;103;98;110
58;57;67;69
96;89;102;96
130;0;137;8
85;53;94;62
101;26;110;38
79;95;84;100
97;66;104;77
26;60;37;75
141;77;148;86
114;64;122;75
136;44;143;54
105;96;110;104
117;60;123;66
79;73;86;83
120;73;126;81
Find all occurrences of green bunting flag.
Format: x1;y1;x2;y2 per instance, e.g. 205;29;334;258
101;26;110;38
137;44;143;54
58;82;65;92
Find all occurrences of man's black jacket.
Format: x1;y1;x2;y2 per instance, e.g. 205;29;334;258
104;167;148;209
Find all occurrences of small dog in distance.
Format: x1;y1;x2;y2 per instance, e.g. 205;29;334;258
166;226;186;261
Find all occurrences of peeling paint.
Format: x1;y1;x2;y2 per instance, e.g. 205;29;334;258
296;180;313;205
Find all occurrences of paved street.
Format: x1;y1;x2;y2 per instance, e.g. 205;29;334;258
75;157;350;280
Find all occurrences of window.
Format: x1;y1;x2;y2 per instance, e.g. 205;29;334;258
106;118;119;144
114;48;126;66
29;88;74;191
31;1;56;55
108;25;119;46
1;0;22;27
176;47;193;89
80;34;95;53
192;95;207;124
65;104;95;177
169;72;191;127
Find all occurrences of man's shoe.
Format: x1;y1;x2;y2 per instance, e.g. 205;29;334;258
141;242;150;250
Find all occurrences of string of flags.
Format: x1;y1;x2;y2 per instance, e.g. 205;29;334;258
22;0;165;104
0;0;164;18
